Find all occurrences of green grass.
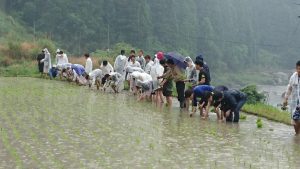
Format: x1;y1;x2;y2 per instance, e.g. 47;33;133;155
242;103;291;125
0;61;40;77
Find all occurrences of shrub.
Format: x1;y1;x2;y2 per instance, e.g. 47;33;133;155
7;41;23;60
0;56;13;67
241;85;266;104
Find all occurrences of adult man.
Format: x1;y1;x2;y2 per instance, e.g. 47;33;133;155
196;54;210;83
37;50;45;76
283;60;300;135
195;60;210;86
114;50;127;76
164;59;186;108
185;85;214;117
213;90;247;123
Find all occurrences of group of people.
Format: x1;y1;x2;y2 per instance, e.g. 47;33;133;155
37;49;248;123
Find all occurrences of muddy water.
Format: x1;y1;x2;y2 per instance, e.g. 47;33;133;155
0;77;300;169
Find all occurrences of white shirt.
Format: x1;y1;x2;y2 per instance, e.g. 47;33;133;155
85;58;93;74
144;60;154;74
89;69;103;86
150;59;164;79
128;61;141;68
139;72;153;82
89;69;103;79
100;62;114;75
56;54;69;65
114;55;128;74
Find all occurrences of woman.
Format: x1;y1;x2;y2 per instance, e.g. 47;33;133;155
283;60;300;135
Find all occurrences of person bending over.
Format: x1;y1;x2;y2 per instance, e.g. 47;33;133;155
213;90;247;123
185;85;214;118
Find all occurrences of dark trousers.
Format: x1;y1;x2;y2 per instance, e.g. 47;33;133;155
176;81;185;103
226;96;247;122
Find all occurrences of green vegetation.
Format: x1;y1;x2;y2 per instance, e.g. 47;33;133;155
256;118;263;128
241;85;266;104
3;0;300;75
239;85;291;125
0;61;39;77
243;104;290;125
240;114;247;120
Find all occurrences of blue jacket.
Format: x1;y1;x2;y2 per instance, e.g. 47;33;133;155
193;85;214;106
72;64;85;76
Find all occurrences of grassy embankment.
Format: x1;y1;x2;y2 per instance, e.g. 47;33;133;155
242;104;290;125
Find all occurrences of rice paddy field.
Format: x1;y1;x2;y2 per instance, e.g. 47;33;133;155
0;77;300;169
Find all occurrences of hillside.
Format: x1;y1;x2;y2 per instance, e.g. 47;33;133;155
3;0;300;72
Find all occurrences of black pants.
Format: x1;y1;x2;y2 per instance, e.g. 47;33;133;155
176;81;185;103
226;95;247;122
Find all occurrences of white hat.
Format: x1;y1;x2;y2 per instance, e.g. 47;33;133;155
56;49;60;53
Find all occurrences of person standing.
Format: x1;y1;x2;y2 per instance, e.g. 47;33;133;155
150;58;164;103
144;55;154;74
137;50;146;70
158;59;173;107
37;50;45;76
163;59;186;108
40;48;51;76
196;54;211;83
195;60;210;86
184;56;197;86
283;61;300;135
128;54;141;68
114;50;128;76
56;50;69;66
84;53;93;74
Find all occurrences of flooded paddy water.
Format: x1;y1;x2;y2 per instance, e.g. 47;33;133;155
0;77;300;169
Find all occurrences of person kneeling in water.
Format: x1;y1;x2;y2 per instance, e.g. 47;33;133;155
86;69;103;90
213;90;247;123
185;85;214;118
